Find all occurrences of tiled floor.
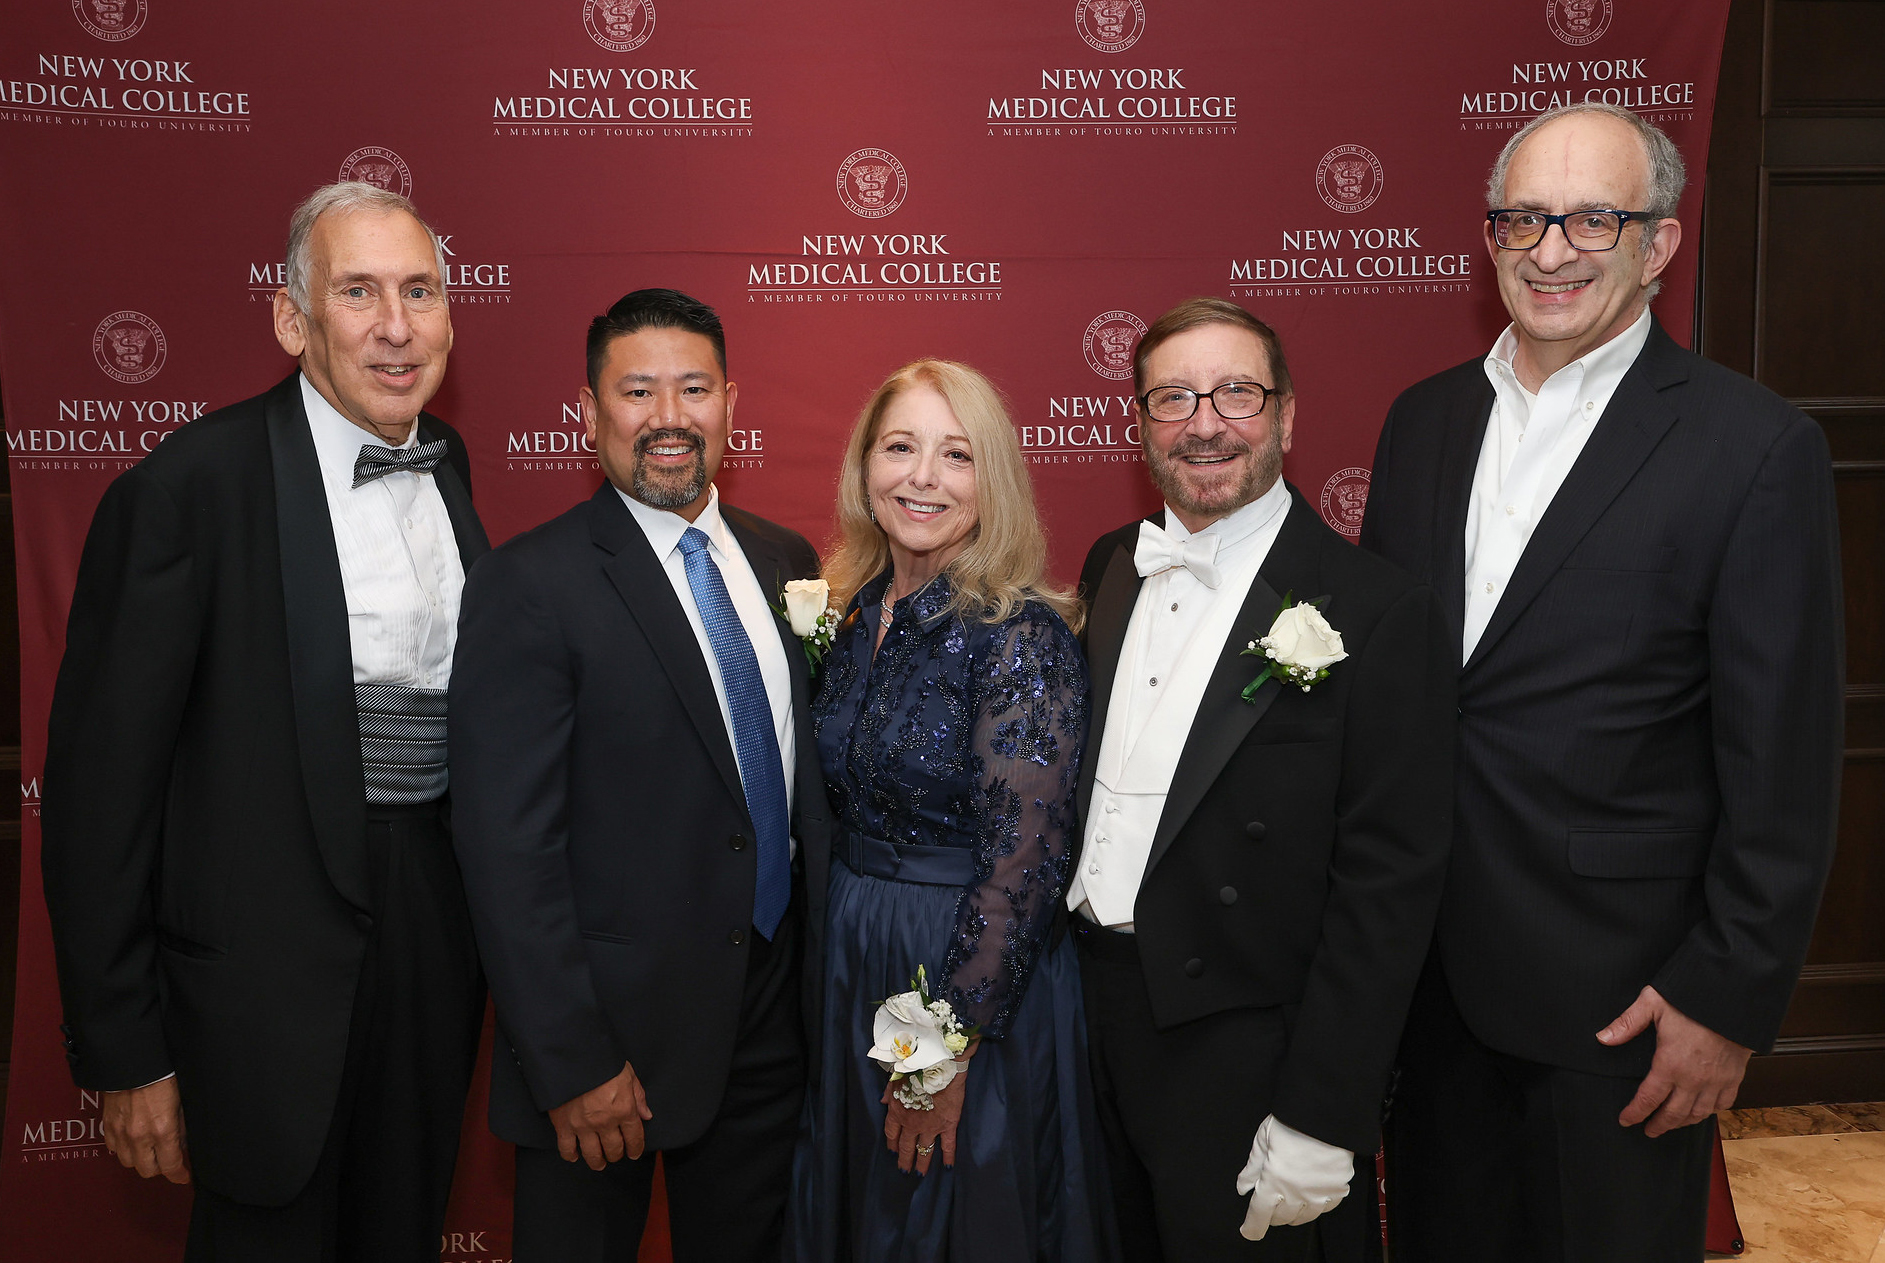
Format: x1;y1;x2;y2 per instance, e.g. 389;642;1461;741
1713;1103;1885;1261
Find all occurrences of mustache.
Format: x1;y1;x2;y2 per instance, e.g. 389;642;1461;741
634;428;705;456
1167;436;1250;461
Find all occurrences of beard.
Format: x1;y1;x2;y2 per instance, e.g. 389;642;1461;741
1143;422;1284;521
630;428;708;509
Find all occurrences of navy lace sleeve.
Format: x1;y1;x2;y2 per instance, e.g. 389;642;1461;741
936;606;1088;1039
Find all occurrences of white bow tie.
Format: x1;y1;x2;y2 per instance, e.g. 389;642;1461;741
1135;520;1222;589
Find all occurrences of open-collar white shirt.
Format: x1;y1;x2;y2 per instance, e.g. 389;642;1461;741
1462;308;1651;661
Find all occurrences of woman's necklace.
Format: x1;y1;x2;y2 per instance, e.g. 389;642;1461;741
880;578;912;631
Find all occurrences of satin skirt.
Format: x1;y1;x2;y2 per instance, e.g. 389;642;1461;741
787;853;1119;1263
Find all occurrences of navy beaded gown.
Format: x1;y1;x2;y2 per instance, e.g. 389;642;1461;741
787;573;1117;1263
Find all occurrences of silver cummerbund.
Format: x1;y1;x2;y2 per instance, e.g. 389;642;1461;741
356;683;448;805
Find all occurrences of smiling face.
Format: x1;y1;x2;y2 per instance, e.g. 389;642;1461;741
581;325;733;521
867;385;980;578
1488;111;1681;386
272;207;452;441
1137;322;1294;533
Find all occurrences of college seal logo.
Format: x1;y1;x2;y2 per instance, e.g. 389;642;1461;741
1319;468;1371;538
338;146;413;198
1546;0;1613;46
836;149;908;219
72;0;147;42
584;0;656;53
1075;0;1146;53
1083;311;1147;381
92;311;167;385
1316;145;1384;215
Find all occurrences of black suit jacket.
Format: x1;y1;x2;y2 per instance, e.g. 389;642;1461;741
41;373;489;1204
448;485;830;1150
1077;488;1455;1153
1360;318;1844;1074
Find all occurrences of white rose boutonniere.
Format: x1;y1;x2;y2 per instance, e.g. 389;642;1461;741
867;965;975;1110
1241;592;1346;701
775;578;839;671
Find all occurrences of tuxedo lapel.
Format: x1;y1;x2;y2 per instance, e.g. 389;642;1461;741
264;377;371;912
1435;374;1494;653
1143;494;1316;880
1077;539;1143;821
1464;325;1689;673
589;488;748;813
417;415;490;571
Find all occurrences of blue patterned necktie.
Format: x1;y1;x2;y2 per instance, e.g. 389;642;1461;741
677;527;792;939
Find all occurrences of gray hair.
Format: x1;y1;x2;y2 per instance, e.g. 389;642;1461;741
1486;102;1685;299
283;182;449;312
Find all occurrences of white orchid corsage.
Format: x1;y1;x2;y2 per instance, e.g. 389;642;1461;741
1241;592;1347;701
868;965;974;1111
774;578;840;670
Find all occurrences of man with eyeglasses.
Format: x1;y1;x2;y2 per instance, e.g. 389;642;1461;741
1361;103;1842;1260
1070;297;1456;1259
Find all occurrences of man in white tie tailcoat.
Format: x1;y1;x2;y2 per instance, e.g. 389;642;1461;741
1070;297;1455;1261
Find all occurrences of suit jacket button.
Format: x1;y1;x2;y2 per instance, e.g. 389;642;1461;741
1245;821;1266;839
1185;958;1204;978
1219;886;1238;905
730;929;746;946
729;834;747;851
354;912;374;932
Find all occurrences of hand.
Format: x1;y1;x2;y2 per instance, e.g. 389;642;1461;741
882;1043;976;1177
1599;985;1752;1138
102;1077;190;1184
549;1061;655;1170
1235;1115;1352;1241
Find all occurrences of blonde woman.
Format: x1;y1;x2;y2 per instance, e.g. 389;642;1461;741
788;362;1116;1261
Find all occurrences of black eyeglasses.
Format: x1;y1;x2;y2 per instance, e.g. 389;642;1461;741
1138;381;1276;423
1487;209;1655;252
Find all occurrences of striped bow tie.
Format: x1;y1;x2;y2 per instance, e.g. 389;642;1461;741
353;439;448;488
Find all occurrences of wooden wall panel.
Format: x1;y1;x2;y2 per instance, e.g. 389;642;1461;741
1706;0;1885;1107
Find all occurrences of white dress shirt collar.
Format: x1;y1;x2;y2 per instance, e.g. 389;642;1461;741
1482;307;1652;428
300;374;420;491
616;483;730;558
1162;474;1291;549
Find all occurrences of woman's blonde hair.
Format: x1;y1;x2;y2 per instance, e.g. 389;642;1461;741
823;359;1083;633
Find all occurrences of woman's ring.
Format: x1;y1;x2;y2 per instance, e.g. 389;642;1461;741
916;1141;935;1155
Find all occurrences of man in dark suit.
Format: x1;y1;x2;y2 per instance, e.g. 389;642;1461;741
449;289;829;1262
1361;103;1843;1260
1070;297;1455;1260
42;183;489;1258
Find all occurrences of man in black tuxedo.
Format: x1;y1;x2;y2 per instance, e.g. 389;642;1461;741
1362;103;1843;1260
1070;298;1455;1260
449;289;829;1261
42;183;489;1258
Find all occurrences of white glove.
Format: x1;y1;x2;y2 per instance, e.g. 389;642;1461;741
1234;1114;1355;1241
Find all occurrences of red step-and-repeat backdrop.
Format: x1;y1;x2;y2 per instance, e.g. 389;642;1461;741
0;0;1729;1256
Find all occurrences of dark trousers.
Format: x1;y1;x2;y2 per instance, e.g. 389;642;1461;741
1075;919;1375;1263
512;906;805;1263
185;800;486;1262
1384;961;1714;1263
